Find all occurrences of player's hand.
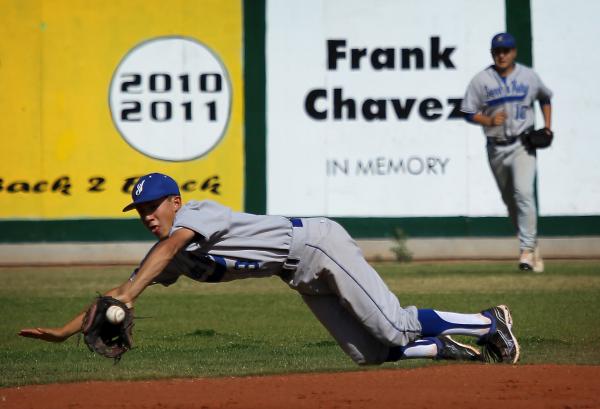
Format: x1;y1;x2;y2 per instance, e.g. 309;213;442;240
113;294;133;308
491;111;507;126
18;327;69;343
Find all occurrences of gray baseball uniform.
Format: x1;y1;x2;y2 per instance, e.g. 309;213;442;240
116;173;517;365
131;199;421;364
461;63;553;250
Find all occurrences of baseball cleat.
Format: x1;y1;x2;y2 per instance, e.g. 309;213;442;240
435;336;483;361
519;250;534;271
478;305;520;364
533;247;544;273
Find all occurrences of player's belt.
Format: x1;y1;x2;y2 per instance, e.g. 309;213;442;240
488;136;518;146
290;217;303;227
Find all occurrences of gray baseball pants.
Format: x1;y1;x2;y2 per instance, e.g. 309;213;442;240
487;141;538;251
281;218;421;365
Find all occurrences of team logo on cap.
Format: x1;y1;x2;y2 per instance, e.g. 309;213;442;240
109;36;232;161
135;180;145;196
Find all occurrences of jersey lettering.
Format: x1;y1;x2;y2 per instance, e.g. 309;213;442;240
185;253;262;282
515;105;527;121
234;260;260;270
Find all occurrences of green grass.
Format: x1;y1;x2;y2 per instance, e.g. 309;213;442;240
1;260;599;387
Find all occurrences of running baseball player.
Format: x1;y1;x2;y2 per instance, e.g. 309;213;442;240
20;173;519;365
461;32;553;273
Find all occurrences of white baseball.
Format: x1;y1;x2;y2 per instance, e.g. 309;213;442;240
106;305;126;324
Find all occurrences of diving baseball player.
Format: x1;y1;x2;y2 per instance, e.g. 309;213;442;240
461;32;553;273
20;173;519;365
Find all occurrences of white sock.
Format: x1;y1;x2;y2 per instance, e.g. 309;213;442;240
398;339;437;359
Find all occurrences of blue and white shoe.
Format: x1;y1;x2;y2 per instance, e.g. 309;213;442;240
435;336;482;361
478;305;520;364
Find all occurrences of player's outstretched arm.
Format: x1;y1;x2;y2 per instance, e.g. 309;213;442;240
116;227;195;306
18;286;123;343
19;229;194;343
20;328;69;342
19;312;86;342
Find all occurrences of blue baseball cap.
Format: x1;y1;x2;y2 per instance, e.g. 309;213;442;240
122;173;180;212
491;32;516;49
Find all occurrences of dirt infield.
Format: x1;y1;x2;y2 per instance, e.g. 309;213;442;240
2;364;599;409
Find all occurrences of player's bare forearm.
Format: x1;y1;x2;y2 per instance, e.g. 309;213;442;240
48;310;87;340
19;227;191;342
542;103;552;129
18;312;85;342
19;286;122;342
472;112;505;127
472;113;490;126
117;228;195;305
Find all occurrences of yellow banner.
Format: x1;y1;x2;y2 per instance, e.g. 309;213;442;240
0;0;244;219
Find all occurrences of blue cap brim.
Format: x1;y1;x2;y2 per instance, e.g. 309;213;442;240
122;195;171;212
122;202;138;212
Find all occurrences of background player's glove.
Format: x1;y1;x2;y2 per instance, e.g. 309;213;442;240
521;128;554;149
82;296;134;361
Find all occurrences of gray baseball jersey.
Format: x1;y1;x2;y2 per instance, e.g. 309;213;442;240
130;199;421;365
461;63;553;139
131;200;293;284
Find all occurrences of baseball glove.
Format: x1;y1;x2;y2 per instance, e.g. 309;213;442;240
82;296;134;361
521;128;554;149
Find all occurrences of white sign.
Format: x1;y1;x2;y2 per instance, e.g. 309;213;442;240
267;0;506;217
109;36;232;162
532;0;600;216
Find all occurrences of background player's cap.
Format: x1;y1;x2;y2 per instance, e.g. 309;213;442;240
491;32;516;49
122;173;180;212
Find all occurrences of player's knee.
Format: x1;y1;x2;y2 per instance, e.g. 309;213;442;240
514;188;534;205
353;355;385;366
343;345;388;366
